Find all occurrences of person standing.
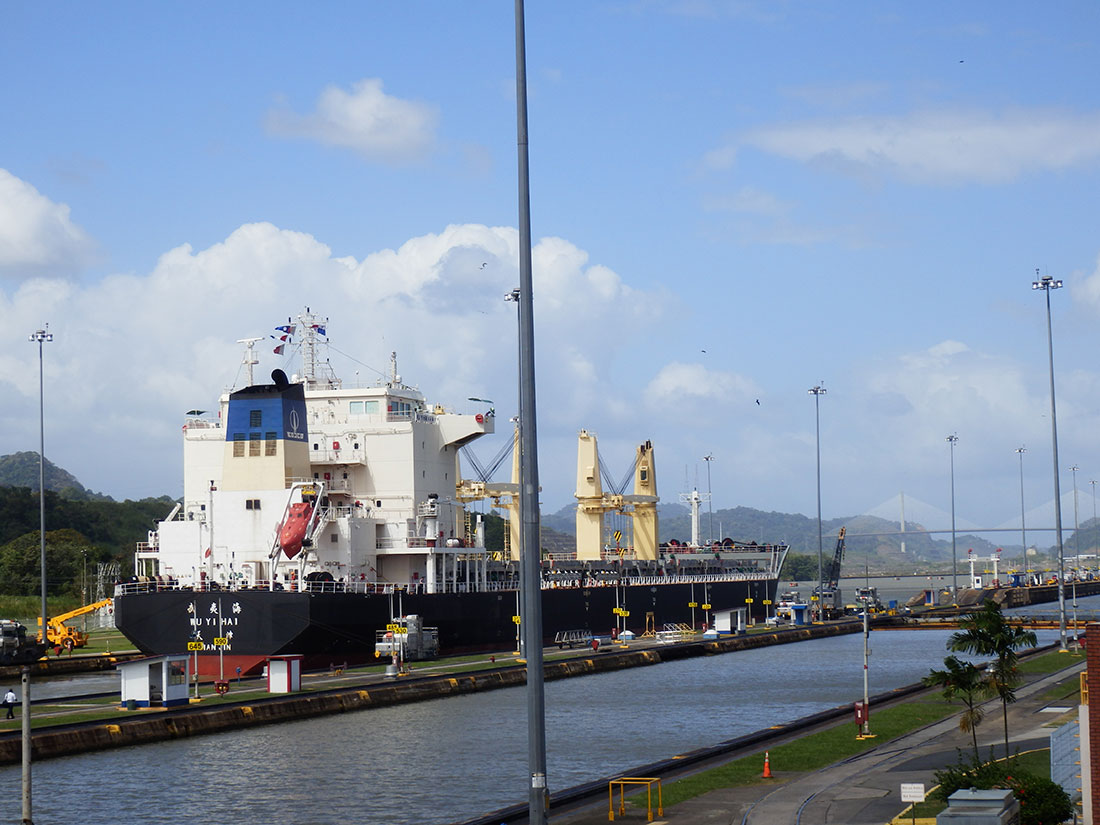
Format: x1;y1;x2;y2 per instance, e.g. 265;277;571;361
3;688;15;719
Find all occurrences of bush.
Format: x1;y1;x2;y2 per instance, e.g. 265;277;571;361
934;752;1073;825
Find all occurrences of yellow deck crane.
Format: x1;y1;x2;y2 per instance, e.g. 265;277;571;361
37;599;112;650
574;430;658;561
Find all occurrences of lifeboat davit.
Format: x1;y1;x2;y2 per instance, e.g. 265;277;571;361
279;502;313;559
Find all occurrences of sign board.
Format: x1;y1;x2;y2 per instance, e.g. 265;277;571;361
613;530;622;542
900;783;925;803
688;602;698;608
700;603;711;610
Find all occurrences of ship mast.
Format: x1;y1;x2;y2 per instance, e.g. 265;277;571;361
296;307;340;391
236;337;263;386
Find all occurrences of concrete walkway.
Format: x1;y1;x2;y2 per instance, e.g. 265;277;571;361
553;660;1084;825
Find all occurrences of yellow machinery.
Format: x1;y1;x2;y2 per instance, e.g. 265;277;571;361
38;599;112;650
575;430;659;561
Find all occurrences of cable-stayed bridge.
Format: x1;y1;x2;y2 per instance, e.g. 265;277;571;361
847;491;1095;544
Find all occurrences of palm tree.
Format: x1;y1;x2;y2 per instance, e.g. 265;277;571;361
948;600;1038;758
924;655;987;760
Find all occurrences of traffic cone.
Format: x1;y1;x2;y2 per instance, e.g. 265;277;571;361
763;751;772;779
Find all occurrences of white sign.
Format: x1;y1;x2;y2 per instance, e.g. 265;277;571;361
900;783;926;803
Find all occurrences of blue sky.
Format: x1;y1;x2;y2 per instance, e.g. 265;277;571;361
2;2;1100;541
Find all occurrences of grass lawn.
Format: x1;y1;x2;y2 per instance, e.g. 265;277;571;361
655;696;959;809
644;647;1084;811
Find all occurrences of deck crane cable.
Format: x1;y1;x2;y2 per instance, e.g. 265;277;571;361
596;448;641;497
461;444;489;483
614;455;640;497
460;431;517;484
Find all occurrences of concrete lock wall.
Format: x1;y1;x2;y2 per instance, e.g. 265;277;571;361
0;621;864;765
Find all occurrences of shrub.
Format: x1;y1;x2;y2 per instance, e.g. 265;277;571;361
933;752;1073;825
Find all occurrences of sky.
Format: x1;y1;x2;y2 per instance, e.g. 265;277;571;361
2;1;1100;542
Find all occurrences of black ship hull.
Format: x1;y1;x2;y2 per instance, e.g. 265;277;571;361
114;578;778;674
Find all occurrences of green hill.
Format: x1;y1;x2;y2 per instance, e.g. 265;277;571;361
0;452;112;501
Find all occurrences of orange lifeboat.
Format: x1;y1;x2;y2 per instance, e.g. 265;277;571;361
278;502;313;559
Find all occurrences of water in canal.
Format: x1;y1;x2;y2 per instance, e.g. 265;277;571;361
0;628;1062;825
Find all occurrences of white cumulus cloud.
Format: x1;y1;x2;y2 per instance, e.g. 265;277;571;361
0;169;96;277
0;221;667;502
266;78;439;163
645;362;759;407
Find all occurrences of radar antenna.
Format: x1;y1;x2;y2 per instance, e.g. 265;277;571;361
236;337;264;386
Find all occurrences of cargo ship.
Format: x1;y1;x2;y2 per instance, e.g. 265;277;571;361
114;311;788;674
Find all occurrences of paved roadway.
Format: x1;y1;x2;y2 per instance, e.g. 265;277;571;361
554;659;1085;825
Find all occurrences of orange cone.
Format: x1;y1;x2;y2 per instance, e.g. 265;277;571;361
763;751;772;779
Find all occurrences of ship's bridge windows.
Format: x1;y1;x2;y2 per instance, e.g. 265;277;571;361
387;400;412;421
233;434;246;457
349;400;380;416
249;409;262;428
249;433;261;456
265;432;277;456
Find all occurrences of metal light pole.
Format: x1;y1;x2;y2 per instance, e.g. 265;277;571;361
703;454;714;546
29;326;53;644
1016;447;1027;578
21;666;31;823
808;385;826;621
1071;465;1081;567
860;598;871;739
947;434;959;602
1092;479;1098;572
1033;271;1067;651
514;3;548;821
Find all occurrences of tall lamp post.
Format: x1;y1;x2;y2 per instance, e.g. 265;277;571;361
1032;271;1067;651
514;3;548;821
1016;447;1027;578
1071;465;1081;647
808;384;826;621
703;453;714;546
947;434;959;602
29;326;53;642
1071;465;1081;566
1092;479;1097;574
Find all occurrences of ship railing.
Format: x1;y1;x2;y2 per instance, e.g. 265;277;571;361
182;418;220;431
135;542;158;555
535;571;775;590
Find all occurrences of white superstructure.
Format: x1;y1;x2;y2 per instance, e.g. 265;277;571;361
135;312;495;594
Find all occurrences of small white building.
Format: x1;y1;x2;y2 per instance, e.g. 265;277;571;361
119;654;190;708
267;655;303;693
714;607;747;635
